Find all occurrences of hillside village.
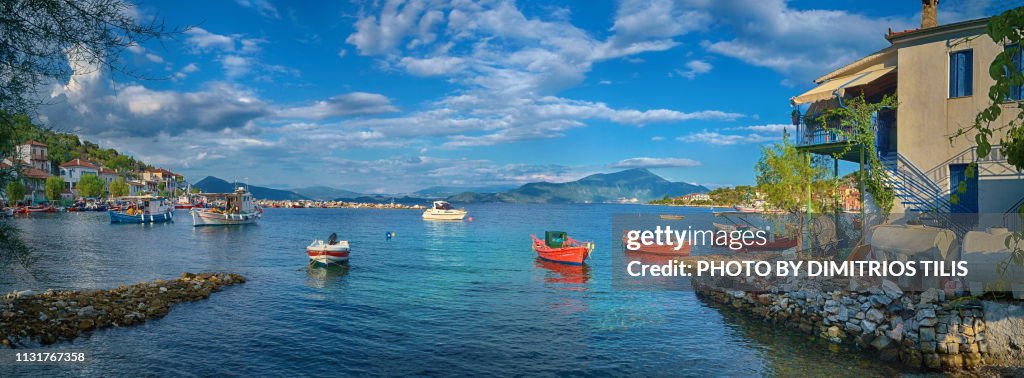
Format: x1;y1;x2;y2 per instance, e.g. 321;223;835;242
2;138;189;204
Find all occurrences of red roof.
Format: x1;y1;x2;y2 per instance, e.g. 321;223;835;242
21;168;50;179
99;167;117;175
22;140;47;147
59;159;98;169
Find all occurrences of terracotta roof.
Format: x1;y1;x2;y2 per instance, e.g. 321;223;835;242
99;167;117;174
59;159;98;169
21;168;50;179
22;140;47;147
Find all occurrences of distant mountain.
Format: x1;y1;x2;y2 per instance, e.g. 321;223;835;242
194;176;308;201
293;186;362;201
412;185;517;198
447;168;708;204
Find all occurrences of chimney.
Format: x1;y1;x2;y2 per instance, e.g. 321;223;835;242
921;0;939;28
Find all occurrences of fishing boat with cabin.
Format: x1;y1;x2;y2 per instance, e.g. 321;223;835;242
190;187;262;226
531;231;595;265
108;196;174;223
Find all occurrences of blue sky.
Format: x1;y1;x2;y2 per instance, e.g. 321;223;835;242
35;0;1020;193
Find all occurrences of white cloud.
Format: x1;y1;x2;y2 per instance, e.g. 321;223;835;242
739;124;793;133
184;27;236;52
399;56;465;76
651;136;665;142
278;92;399;119
235;0;280;19
676;130;777;145
610;157;701;168
221;55;251;78
676;60;712;79
338;48;348;59
182;63;200;73
699;1;913;83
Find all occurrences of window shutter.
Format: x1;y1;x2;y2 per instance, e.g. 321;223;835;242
949;52;957;98
963;50;973;96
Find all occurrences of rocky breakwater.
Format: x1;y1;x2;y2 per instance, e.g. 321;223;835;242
694;274;987;372
0;272;245;347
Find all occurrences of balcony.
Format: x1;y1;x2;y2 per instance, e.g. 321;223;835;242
794;109;895;162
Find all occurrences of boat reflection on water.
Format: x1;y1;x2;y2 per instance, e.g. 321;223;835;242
534;258;591;285
306;264;350;289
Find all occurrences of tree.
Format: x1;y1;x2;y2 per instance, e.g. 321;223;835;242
5;181;27;204
820;94;899;215
44;176;65;202
109;177;129;197
755;132;833;213
77;174;105;198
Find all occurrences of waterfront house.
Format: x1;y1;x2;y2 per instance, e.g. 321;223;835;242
128;180;148;196
59;159;100;193
0;162;50;204
14;140;52;174
790;4;1023;230
99;167;119;192
140;168;185;193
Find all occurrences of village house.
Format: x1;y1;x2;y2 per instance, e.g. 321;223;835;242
140;168;185;193
679;193;712;202
98;167;119;191
13;140;52;174
791;2;1023;231
128;180;148;196
59;158;100;193
0;162;49;204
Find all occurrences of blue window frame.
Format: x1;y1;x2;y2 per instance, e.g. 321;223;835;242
949;49;973;98
1007;44;1023;101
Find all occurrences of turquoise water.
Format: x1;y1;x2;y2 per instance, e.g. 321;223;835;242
1;204;899;376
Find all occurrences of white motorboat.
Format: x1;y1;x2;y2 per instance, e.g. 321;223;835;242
307;235;350;265
191;187;262;226
422;200;467;221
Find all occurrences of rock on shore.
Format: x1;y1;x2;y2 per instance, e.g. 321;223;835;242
0;272;245;347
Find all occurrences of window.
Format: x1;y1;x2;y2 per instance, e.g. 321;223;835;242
1008;44;1024;101
949;49;973;98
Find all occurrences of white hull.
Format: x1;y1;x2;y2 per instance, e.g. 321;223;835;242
191;209;260;226
308;240;350;265
422;209;467;220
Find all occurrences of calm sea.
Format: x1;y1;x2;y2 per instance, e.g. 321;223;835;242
1;204;899;376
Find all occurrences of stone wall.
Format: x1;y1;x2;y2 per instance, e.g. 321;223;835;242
694;279;987;371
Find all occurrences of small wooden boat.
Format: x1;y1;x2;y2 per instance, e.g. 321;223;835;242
18;205;56;214
109;196;174;223
308;234;350;266
712;222;757;232
191;187;262;226
531;231;594;265
622;235;691;256
659;214;685;220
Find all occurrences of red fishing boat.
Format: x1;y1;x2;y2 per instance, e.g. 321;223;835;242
531;231;594;265
15;205;56;214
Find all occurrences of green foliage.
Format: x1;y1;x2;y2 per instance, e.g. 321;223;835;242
77;174;105;198
755;132;834;213
819;94;899;215
44;176;64;201
5;181;27;203
109;178;129;197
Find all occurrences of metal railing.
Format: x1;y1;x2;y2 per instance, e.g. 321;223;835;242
794;115;858;146
1005;196;1024;232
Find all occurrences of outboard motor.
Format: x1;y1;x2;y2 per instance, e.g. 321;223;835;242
328;232;338;245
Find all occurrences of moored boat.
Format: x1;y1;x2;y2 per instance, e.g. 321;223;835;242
659;214;685;220
422;200;467;220
307;234;350;266
2;208;12;217
190;187;262;226
531;231;594;265
108;196;174;223
17;205;56;214
174;195;195;210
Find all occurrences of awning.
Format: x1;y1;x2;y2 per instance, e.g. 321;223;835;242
790;66;896;106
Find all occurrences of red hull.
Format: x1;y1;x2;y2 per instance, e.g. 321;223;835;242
306;250;350;258
175;204;195;210
531;235;592;265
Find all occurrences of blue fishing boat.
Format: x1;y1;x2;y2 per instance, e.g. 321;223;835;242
109;196;174;224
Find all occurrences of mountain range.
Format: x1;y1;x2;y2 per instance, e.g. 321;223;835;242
193;176;309;201
446;168;708;203
193;168;707;203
